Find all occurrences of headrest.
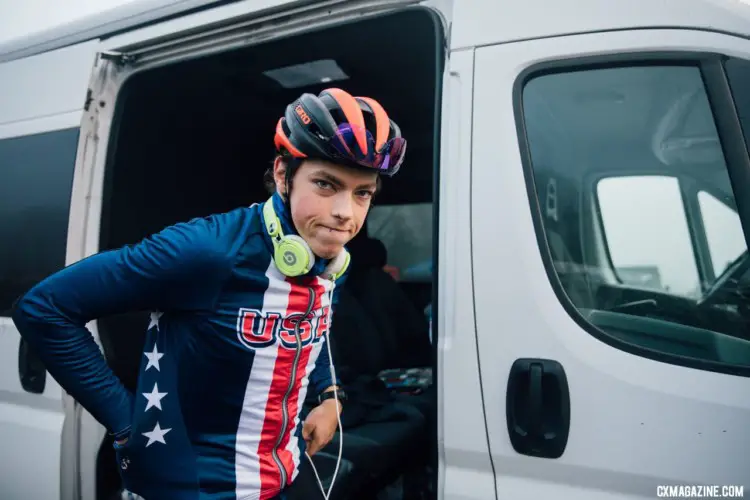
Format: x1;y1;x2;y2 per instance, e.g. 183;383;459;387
348;236;388;271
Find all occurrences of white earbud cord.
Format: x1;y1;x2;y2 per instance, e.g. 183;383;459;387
305;281;343;500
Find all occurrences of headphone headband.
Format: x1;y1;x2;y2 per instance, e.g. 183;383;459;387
262;198;283;240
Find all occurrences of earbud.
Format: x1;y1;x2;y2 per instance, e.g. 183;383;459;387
263;197;350;280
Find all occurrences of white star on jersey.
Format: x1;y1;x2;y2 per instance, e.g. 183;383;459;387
142;422;171;447
144;344;164;372
142;382;167;411
148;311;163;331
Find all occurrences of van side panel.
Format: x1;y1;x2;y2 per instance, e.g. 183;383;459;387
0;39;97;500
0;40;98;127
0;122;77;500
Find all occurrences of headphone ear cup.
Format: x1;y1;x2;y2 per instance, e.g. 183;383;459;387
324;249;350;281
274;234;314;277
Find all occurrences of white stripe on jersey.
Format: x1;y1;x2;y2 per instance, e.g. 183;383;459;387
234;261;291;499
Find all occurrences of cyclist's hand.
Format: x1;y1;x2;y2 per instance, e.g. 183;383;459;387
302;400;340;456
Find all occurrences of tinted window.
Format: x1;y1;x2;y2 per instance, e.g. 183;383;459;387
0;128;79;314
522;63;750;370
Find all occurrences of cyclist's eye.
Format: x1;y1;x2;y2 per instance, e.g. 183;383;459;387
314;179;333;190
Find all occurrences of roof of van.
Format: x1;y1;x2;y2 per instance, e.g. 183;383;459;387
450;0;750;49
0;0;251;63
1;0;750;64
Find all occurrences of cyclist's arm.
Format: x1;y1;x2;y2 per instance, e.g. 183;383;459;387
310;339;340;397
12;216;233;441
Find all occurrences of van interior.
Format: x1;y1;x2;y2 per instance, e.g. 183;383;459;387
94;7;443;500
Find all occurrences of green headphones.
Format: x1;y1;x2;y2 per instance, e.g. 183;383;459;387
262;197;350;281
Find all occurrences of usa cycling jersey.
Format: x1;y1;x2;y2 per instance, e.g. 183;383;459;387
12;192;345;499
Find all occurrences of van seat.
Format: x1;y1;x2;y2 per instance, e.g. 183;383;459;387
344;236;433;369
341;236;437;459
314;288;430;497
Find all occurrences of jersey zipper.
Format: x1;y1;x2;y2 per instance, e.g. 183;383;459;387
271;285;315;488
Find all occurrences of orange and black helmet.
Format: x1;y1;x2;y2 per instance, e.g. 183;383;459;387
274;88;406;177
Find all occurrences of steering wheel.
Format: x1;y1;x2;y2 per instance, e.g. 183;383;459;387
697;250;750;308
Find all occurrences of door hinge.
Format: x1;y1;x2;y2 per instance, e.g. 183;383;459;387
83;88;93;112
98;50;136;66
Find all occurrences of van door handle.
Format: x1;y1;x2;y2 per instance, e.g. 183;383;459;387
506;358;570;459
18;338;46;394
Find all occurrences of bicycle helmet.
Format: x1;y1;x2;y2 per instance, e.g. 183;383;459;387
274;88;406;177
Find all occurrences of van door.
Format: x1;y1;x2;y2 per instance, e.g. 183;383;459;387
471;29;750;498
69;2;453;499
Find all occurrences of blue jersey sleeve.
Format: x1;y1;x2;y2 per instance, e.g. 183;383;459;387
11;215;234;439
309;271;348;395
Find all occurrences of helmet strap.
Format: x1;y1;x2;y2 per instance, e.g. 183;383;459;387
280;156;303;213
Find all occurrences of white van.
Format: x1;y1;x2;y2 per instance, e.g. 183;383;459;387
1;0;749;498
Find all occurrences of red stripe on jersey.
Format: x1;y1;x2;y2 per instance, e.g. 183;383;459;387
276;278;326;484
258;276;317;498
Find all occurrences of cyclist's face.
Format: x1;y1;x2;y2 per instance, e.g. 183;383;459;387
274;158;378;259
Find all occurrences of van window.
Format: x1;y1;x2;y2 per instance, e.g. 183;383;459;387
597;175;702;298
367;203;433;282
0;128;79;315
521;61;750;370
698;189;746;278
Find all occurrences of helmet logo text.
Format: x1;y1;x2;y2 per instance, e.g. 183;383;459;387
295;105;312;125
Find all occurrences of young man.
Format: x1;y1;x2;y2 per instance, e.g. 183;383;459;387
12;88;406;500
